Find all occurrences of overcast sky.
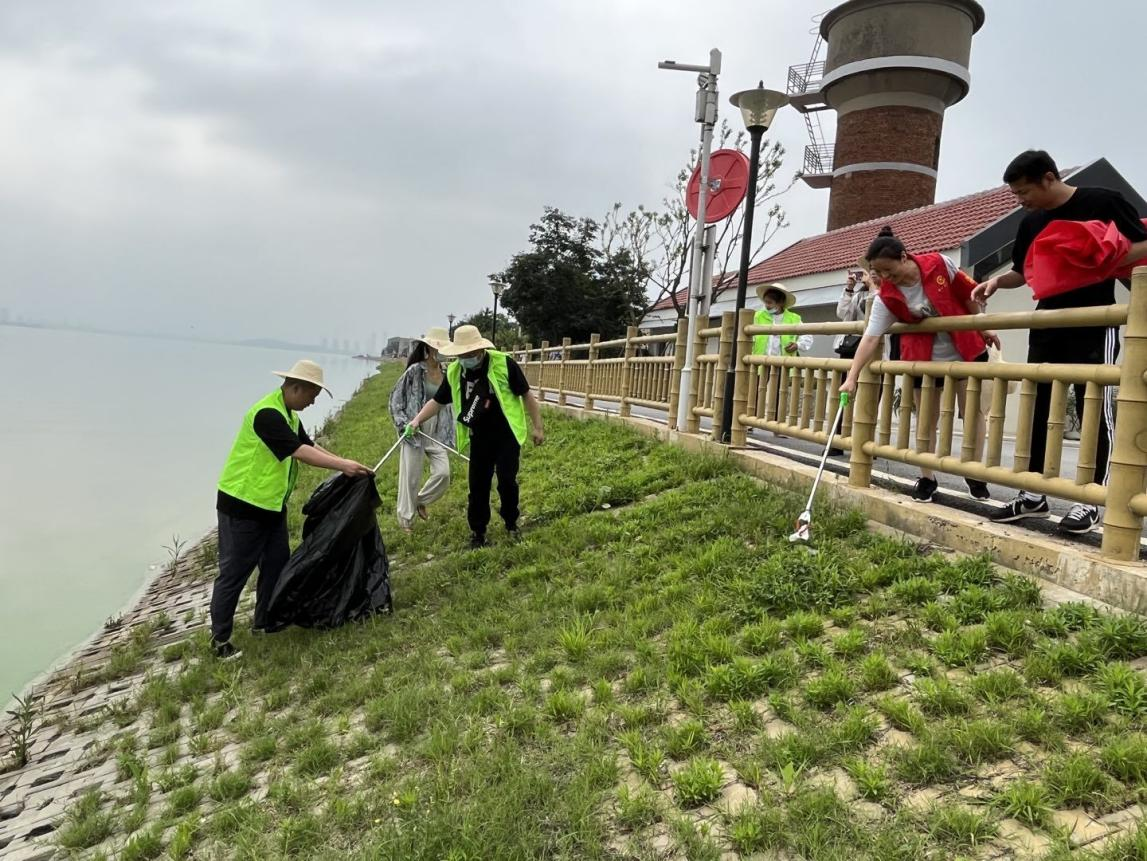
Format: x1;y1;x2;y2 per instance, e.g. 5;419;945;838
2;0;1144;348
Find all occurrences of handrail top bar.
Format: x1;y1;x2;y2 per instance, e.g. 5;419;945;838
744;321;864;336
743;353;1121;384
745;305;1128;337
699;327;722;337
630;333;677;344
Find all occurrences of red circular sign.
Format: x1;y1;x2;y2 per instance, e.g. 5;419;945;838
686;148;750;223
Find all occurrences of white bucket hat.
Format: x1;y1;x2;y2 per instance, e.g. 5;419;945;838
414;326;451;351
440;325;496;357
273;359;332;396
755;282;797;309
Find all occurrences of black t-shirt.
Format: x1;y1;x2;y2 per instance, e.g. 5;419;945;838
217;409;313;522
1012;186;1147;345
434;355;530;438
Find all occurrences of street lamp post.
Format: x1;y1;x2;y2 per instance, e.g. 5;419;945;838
447;313;456;338
490;280;506;348
718;82;788;443
659;49;722;432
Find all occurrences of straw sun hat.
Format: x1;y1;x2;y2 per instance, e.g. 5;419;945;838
414;326;451;351
440;325;495;357
273;359;332;396
755;282;797;309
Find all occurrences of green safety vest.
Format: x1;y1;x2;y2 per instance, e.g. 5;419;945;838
753;307;803;356
218;389;301;512
447;351;528;452
754;307;803;378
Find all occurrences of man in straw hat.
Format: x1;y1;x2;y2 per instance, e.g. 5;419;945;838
404;325;544;549
212;359;374;659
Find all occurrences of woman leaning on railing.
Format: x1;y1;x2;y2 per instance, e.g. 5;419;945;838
840;226;1000;504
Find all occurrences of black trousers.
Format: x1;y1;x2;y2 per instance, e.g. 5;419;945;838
467;425;521;535
210;511;290;643
1026;328;1119;488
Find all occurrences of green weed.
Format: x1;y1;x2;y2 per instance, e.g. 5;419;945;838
993;779;1052;828
672;757;724;808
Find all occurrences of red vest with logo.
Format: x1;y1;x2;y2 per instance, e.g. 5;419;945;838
877;252;986;362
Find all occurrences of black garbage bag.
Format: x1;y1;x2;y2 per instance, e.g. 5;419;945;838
263;473;392;632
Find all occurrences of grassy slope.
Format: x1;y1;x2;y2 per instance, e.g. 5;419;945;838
51;362;1147;861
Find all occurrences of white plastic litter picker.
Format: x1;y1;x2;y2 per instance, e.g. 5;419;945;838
789;392;850;544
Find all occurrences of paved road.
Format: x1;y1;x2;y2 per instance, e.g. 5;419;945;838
540;392;1147;556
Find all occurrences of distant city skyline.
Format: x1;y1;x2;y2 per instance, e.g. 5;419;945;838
1;308;384;356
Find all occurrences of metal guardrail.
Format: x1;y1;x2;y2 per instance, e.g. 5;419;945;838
804;143;834;176
787;61;825;96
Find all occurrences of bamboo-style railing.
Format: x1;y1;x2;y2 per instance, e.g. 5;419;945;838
514;267;1147;562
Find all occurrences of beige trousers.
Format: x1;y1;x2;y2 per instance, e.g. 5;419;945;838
396;441;451;528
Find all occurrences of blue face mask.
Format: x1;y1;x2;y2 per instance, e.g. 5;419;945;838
459;355;483;370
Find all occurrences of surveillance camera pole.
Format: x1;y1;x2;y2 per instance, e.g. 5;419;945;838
660;49;720;433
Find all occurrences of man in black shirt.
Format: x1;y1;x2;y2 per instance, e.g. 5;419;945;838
212;360;373;659
405;326;544;548
973;150;1147;534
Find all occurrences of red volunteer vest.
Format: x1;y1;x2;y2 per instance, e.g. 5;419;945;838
877;253;986;362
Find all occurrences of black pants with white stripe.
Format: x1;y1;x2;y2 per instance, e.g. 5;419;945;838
1025;327;1118;488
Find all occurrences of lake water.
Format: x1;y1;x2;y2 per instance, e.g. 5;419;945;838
0;326;376;703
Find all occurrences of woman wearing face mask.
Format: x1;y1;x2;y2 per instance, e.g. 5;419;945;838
840;226;999;504
752;283;813;426
388;328;454;533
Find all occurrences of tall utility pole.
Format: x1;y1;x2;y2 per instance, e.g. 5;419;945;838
659;49;721;432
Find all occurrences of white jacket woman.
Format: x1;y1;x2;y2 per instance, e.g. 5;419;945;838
388;329;454;531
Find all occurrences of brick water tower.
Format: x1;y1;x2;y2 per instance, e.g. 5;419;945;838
788;0;985;230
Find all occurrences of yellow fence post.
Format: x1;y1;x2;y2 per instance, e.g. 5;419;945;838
731;309;755;447
849;354;879;489
557;337;571;406
583;333;600;415
522;343;532;387
620;325;637;418
1101;266;1147;560
667;318;688;430
710;312;735;442
539;341;549;395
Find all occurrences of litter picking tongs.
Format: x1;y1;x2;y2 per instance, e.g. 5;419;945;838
418;430;470;462
372;436;405;472
371;429;472;473
789;392;850;544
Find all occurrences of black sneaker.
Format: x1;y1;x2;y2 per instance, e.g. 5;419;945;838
505;525;521;543
990;493;1050;523
965;479;991;500
213;641;241;661
469;533;487;549
1059;504;1099;534
912;477;939;502
828;448;845;458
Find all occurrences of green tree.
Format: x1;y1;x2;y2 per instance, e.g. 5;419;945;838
493;208;649;345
